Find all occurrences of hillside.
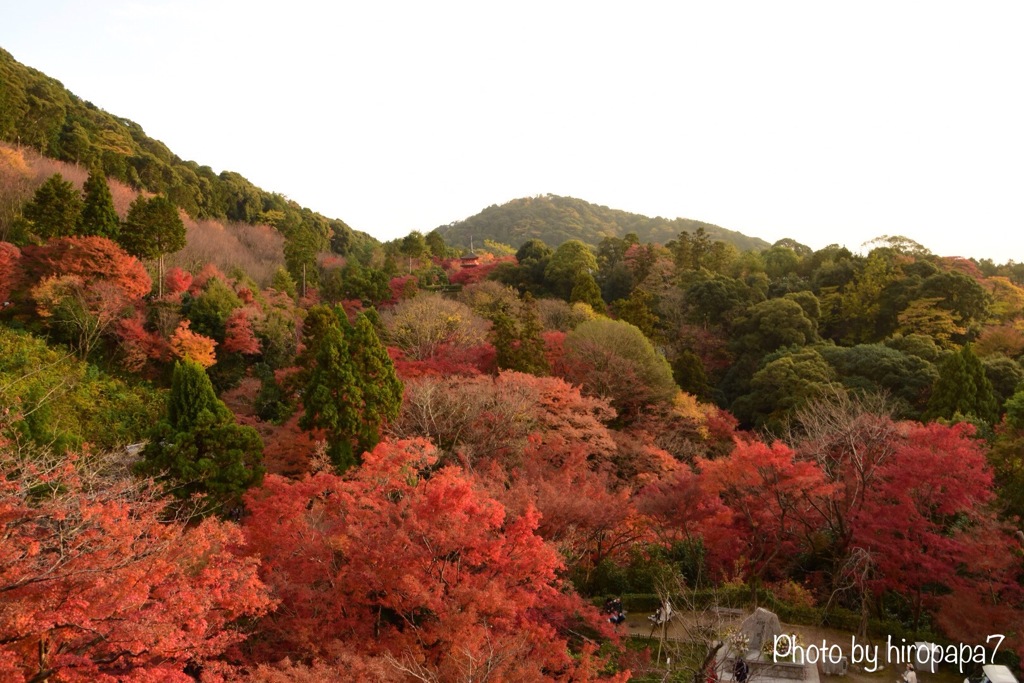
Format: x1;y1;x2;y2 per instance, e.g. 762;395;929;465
0;47;376;261
435;194;772;251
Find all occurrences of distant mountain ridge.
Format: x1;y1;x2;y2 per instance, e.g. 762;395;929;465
436;194;771;252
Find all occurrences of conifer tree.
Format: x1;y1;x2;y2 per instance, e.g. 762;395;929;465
492;295;549;375
925;344;999;424
349;312;403;454
569;271;606;313
120;195;185;295
77;167;120;239
136;359;264;511
23;173;82;238
300;320;364;471
299;308;404;472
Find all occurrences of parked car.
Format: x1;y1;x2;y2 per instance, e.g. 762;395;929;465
964;665;1019;683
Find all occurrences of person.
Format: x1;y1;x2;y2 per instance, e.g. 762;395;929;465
734;657;749;683
705;660;720;683
903;663;917;683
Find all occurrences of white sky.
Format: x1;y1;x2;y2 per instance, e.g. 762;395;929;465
2;1;1023;261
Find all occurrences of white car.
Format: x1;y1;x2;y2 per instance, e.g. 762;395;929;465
964;665;1019;683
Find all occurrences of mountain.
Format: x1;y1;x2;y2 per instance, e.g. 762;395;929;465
0;47;376;258
435;194;771;252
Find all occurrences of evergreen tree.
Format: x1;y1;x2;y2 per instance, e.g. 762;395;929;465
136;360;264;511
569;271;605;313
77;168;120;239
492;295;549;375
545;240;597;299
299;309;404;472
614;287;659;339
349;312;403;454
120;195;185;295
23;173;82;238
271;266;297;298
925;344;999;424
299;320;364;472
672;349;711;399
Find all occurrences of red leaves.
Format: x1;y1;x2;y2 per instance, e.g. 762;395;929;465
851;422;998;598
0;461;272;681
0;241;19;303
163;266;192;296
698;439;832;581
20;236;151;301
222;307;261;355
243;438;617;680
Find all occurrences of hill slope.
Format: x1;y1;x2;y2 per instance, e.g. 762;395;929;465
435;194;771;251
0;47;375;257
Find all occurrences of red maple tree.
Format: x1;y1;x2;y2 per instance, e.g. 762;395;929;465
242;438;626;681
0;435;272;681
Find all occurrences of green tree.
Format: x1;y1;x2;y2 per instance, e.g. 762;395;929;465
77;167;119;239
186;276;242;341
733;348;843;431
271;266;297;297
136;360;264;511
817;344;937;419
836;252;900;343
23;173;82;238
348;312;403;456
733;297;818;356
492;294;549;375
300;309;403;472
614;287;659;339
569;271;605;313
671;349;711;399
120;195;186;295
425;229;454;258
925;344;999;424
671;227;713;272
299;319;364;471
545;239;597;299
399;231;429;272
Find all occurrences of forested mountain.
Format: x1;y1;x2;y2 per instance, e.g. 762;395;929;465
0;47;376;268
436;193;771;251
6;45;1024;683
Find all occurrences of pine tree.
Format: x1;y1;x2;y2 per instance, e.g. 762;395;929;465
23;173;82;238
925;344;999;424
136;360;264;511
77;168;120;239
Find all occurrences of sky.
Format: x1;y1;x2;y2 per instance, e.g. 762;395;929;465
1;1;1023;261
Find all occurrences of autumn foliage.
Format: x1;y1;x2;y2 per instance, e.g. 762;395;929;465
19;236;151;301
243;438;625;681
0;241;19;302
0;447;271;681
170;319;218;367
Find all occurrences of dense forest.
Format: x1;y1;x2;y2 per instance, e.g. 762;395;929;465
3;48;1024;682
